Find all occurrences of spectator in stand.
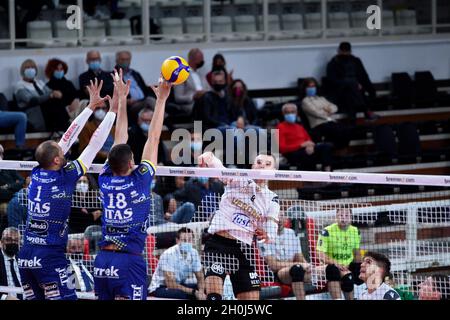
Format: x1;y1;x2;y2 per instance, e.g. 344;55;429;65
69;174;102;234
0;227;22;300
7;176;30;228
114;50;156;125
202;69;231;130
172;48;209;116
79;50;114;100
418;274;450;300
127;107;169;165
149;227;206;300
45;58;82;123
78;105;115;163
206;53;233;87
14;59;66;131
0;93;27;149
326;42;379;123
259;213;312;300
300;77;350;149
229;79;259;128
277;103;333;171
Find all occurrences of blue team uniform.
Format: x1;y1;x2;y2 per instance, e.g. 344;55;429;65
94;160;155;300
18;160;86;300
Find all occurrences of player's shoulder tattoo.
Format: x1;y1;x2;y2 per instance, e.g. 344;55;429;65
383;290;400;300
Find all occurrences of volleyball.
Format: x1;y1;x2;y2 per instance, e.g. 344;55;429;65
160;56;190;85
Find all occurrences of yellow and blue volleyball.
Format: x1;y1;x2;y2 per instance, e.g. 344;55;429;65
160;56;190;85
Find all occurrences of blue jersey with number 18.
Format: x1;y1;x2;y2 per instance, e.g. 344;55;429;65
98;160;155;254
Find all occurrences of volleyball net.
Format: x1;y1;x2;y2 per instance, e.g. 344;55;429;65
0;160;449;300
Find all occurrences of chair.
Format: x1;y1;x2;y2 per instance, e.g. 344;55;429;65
185;16;204;42
304;12;322;38
235;15;262;40
397;122;421;158
327;12;350;37
350;12;377;37
211;16;236;41
27;21;54;48
107;19;140;45
159;17;187;43
83;20;107;46
53;20;78;47
281;13;303;39
381;10;395;35
374;124;398;160
414;71;438;108
395;9;417;34
391;72;413;109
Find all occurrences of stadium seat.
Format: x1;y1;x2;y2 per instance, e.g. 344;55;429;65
414;71;438;108
304;12;322;38
27;21;54;48
53;20;78;47
374;124;398;160
397;122;421;161
281;13;304;39
395;9;418;35
350;12;377;37
391;72;414;109
82;20;108;46
107;19;140;45
185;16;204;42
159;17;191;43
211;16;237;41
259;14;289;40
327;12;350;37
235;15;263;41
381;10;395;35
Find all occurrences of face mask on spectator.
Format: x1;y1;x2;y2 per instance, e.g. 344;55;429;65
76;182;89;193
53;70;65;79
233;87;243;97
118;63;129;70
179;242;193;252
24;68;36;80
94;109;106;121
196;60;204;69
140;122;149;132
197;176;208;185
213;84;227;92
4;243;19;257
306;87;317;97
191;141;202;152
89;60;101;71
284;113;297;123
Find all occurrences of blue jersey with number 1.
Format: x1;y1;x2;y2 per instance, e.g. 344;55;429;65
24;160;86;248
98;160;155;254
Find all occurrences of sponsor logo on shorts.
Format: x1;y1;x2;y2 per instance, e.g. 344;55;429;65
132;285;143;300
43;282;61;300
94;266;120;278
249;272;260;286
18;257;42;269
22;283;35;300
210;263;225;275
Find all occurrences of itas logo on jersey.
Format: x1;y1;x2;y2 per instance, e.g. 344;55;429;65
104;208;134;222
232;213;251;229
27;200;50;214
18;256;42;269
94;266;120;278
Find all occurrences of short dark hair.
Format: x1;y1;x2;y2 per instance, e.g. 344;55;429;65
35;141;60;169
339;42;352;53
176;227;194;239
108;144;133;175
364;251;391;279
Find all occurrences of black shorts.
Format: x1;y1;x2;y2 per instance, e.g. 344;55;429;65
203;234;261;295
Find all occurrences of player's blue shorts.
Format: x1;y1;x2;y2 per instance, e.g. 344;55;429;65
18;245;77;300
93;250;147;300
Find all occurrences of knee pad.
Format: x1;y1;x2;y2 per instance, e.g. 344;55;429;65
325;264;341;281
207;293;222;300
289;264;305;282
341;273;354;293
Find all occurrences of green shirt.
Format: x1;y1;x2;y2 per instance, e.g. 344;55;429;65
317;223;360;266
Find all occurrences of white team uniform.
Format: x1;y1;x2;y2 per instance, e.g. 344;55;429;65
357;282;401;300
208;179;280;245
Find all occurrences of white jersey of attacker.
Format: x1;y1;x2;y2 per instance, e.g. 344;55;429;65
208;178;280;246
